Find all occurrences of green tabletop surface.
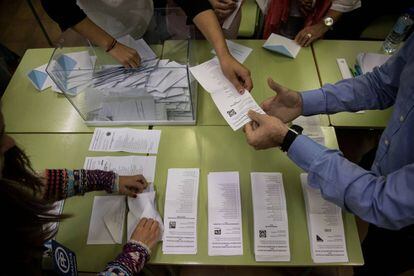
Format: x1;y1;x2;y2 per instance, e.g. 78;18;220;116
194;40;330;127
10;126;362;272
312;40;393;128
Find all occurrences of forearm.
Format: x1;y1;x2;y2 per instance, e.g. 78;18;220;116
44;169;118;201
72;18;115;51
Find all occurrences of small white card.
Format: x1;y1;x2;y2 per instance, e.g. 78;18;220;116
263;33;301;58
211;40;253;64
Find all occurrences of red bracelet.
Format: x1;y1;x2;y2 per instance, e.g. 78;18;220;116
106;38;118;52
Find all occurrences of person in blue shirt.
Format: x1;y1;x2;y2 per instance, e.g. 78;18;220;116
243;32;414;275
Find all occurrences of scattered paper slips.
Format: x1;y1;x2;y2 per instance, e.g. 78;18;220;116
83;155;157;183
211;40;253;63
292;116;325;145
89;128;161;154
162;168;200;254
251;172;290;262
263;33;301;58
300;174;348;263
356;52;390;74
27;64;53;91
190;58;265;131
87;195;126;244
208;172;243;256
223;0;242;29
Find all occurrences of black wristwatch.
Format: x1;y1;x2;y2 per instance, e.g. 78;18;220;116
280;124;303;152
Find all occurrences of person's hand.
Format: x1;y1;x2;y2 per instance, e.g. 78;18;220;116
108;42;141;68
219;55;253;93
119;175;148;197
299;0;313;15
131;218;160;250
295;23;329;47
209;0;238;21
244;110;289;150
261;78;302;123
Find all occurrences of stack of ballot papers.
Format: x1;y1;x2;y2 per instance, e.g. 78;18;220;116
356;53;390;74
208;172;243;256
292;116;325;145
88;128;161;154
190;57;265;131
300;174;348;263
251;173;290;262
263;33;301;58
162;168;200;254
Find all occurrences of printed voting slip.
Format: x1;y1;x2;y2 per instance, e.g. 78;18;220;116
190;58;265;131
89;128;161;154
84;155;157;183
87;195;126;244
300;174;348;263
27;64;54;91
211;40;253;64
162;168;199;254
208;172;243;256
263;33;301;58
251;172;290;262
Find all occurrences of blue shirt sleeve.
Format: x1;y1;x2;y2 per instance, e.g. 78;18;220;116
288;135;414;230
300;33;414;116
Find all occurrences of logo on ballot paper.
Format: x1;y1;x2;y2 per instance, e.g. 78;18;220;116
169;221;176;229
259;230;267;238
316;235;324;242
51;240;78;276
214;228;222;235
227;109;237;117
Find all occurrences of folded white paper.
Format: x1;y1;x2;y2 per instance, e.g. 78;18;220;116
223;0;242;29
263;33;301;58
251;172;290;262
87;195;126;244
300;174;348;263
89;128;161;154
162;168;199;254
211;40;253;64
27;64;53;91
117;35;157;61
208;172;243;256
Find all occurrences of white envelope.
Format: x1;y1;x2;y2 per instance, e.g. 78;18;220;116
263;33;301;58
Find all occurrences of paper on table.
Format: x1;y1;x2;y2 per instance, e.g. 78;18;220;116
300;174;348;263
162;168;199;254
87;195;126;244
190;58;265;131
89;128;161;154
211;40;253;64
27;64;54;91
84;155;157;183
251;172;290;262
292;116;325;145
208;172;243;256
223;0;242;29
263;33;301;58
356;52;390;74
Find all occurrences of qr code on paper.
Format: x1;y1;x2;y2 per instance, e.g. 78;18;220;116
169;221;176;229
227;109;237;117
259;230;267;238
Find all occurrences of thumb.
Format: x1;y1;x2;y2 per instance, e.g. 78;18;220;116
248;110;266;124
267;77;288;96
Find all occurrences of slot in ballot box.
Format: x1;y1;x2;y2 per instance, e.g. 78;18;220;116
46;8;198;126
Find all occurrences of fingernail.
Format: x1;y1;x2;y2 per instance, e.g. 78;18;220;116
239;89;244;94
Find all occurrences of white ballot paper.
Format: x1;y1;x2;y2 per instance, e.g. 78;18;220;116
190;58;265;131
87;195;126;244
84;155;157;183
208;172;243;256
211;40;253;64
89;128;161;154
263;33;301;58
292;116;325;146
223;0;242;29
300;174;348;263
162;168;199;254
251;173;290;262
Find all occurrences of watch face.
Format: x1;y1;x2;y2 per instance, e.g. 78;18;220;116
324;17;334;27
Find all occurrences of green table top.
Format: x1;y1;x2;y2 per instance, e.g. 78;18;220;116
312;40;393;128
194;40;330;127
10;126;362;272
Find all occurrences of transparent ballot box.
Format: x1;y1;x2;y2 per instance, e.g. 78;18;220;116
46;8;197;126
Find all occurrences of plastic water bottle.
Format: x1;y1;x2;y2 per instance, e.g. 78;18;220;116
382;7;414;54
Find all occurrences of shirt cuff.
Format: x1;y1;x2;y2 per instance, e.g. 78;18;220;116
300;89;326;116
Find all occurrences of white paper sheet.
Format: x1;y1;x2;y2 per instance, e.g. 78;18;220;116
292;116;325;145
84;155;157;183
300;174;348;263
251;172;290;262
162;168;199;254
356;52;390;74
223;0;242;29
211;40;253;64
190;58;265;131
263;33;301;58
208;172;243;256
89;128;161;154
117;35;157;61
87;195;126;244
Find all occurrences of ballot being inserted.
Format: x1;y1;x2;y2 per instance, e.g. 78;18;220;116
251;172;290;262
83;155;157;183
162;168;199;254
208;172;243;256
87;195;126;244
89;128;161;154
263;33;301;58
300;173;348;263
190;58;265;131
